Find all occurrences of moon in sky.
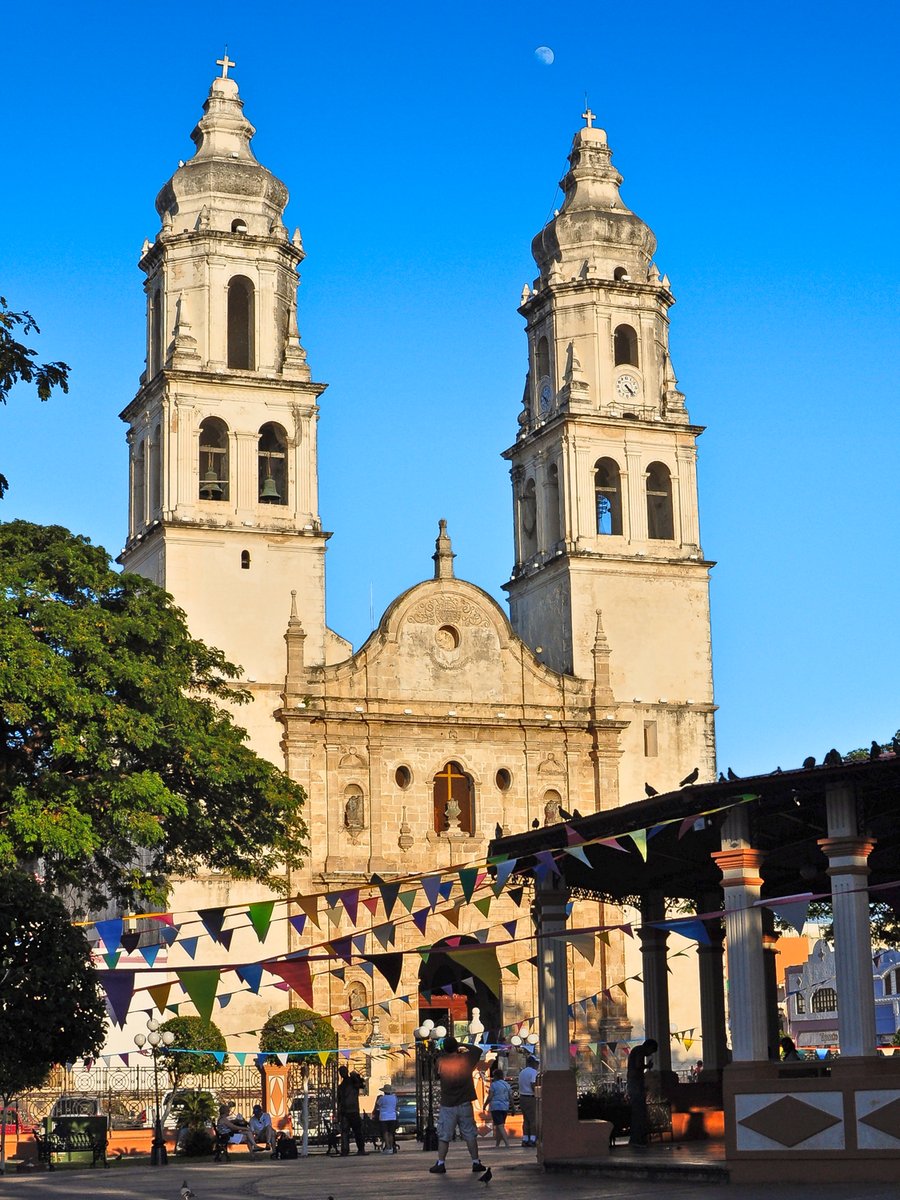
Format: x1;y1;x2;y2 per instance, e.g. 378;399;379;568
534;46;555;65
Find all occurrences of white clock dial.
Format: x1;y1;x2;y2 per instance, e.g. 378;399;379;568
616;373;640;399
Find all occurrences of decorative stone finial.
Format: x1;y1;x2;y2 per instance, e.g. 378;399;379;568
167;294;200;367
592;609;615;708
433;519;455;580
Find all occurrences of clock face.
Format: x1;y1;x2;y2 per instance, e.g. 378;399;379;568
616;373;640;399
539;380;553;415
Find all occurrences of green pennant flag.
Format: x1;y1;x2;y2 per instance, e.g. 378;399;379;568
473;896;492;918
398;890;417;913
177;969;221;1024
505;962;520;979
166;1004;180;1015
458;868;479;903
247;900;276;943
447;947;501;997
103;950;122;970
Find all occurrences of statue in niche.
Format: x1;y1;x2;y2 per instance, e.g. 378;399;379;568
344;790;364;835
543;791;561;826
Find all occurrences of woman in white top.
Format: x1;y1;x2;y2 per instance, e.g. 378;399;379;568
484;1069;512;1148
375;1084;399;1154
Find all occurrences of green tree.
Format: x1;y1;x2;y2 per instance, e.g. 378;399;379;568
171;1087;218;1156
0;298;69;499
0;871;105;1102
158;1016;227;1085
0;520;308;911
259;1007;337;1061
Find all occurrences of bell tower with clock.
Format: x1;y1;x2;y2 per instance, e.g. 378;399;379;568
503;113;716;799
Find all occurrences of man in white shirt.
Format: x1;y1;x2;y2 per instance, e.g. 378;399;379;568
249;1104;277;1153
517;1057;538;1147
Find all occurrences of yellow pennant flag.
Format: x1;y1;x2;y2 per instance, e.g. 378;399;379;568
148;983;172;1013
683;1037;693;1051
629;829;648;860
318;1051;332;1065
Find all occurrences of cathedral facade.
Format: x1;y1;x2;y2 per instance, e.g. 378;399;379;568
117;68;715;1062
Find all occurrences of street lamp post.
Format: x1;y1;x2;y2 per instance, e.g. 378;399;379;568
134;1018;175;1166
414;1020;446;1152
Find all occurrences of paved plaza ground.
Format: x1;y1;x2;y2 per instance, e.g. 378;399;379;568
0;1144;896;1200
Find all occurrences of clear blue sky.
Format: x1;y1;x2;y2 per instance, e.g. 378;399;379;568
3;0;898;775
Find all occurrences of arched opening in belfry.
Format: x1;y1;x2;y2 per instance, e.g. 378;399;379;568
227;275;255;369
614;323;638;367
258;422;288;505
595;457;623;535
418;936;502;1040
198;416;229;501
432;761;474;835
646;461;674;540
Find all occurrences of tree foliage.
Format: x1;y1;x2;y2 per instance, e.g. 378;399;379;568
259;1007;337;1060
158;1017;227;1084
0;871;106;1099
0;298;70;500
0;520;308;911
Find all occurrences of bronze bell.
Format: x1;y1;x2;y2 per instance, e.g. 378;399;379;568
259;473;281;502
200;469;223;499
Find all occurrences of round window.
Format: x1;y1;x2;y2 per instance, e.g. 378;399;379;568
495;769;512;791
395;765;412;789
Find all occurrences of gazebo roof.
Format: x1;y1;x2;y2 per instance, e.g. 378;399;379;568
488;756;900;904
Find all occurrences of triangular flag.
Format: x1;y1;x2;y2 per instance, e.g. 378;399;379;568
412;909;430;934
442;908;462;928
119;1053;130;1066
330;936;354;963
339;890;360;926
458;868;479;903
248;900;276;942
494;860;517;890
767;899;810;936
121;932;141;954
596;838;629;853
352;934;367;955
296;895;321;929
96;919;124;953
398;891;417;913
628;829;648;861
218;994;232;1008
505;962;520;978
149;913;175;926
565;824;586;845
160;924;179;947
438;881;454;900
338;1010;354;1027
289;914;307;938
233;1052;247;1066
361;896;380;917
564;845;593;868
508;887;525;907
683;1038;693;1051
502;920;517;938
180;937;199;960
148;983;172;1013
447;948;501;997
567;933;596;965
326;906;343;927
268;958;314;1008
101;971;135;1027
422;875;442;911
378;881;402;919
473;928;490;944
655;919;711;946
330;966;346;982
373;922;395;951
103;950;122;970
473;896;492;918
177;969;220;1023
139;943;161;968
219;929;234;951
198;907;228;943
317;1051;331;1065
236;964;264;994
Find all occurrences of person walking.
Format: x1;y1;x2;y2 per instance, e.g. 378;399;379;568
517;1056;538;1147
374;1083;399;1154
428;1034;486;1175
484;1069;512;1148
337;1065;367;1155
626;1038;658;1146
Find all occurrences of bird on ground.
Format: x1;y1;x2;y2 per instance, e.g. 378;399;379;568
679;767;699;787
718;772;727;783
824;748;843;767
531;818;540;829
479;1167;493;1184
180;1184;196;1200
644;782;658;797
726;767;739;781
494;823;503;840
802;756;816;769
869;741;882;760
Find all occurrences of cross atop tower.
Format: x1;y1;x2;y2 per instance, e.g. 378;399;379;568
582;105;596;129
216;50;236;78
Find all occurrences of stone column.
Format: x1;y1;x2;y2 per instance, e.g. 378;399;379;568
696;893;728;1074
638;892;672;1072
533;881;571;1072
818;783;877;1059
761;909;781;1060
712;807;768;1062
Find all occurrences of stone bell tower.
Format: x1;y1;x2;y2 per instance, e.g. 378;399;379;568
503;112;716;799
119;61;341;755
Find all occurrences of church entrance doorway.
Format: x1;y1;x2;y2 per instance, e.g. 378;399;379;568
417;936;502;1040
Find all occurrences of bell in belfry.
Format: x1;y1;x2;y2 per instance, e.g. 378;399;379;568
259;473;281;502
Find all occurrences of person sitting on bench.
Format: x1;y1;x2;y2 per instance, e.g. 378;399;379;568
217;1104;263;1153
249;1104;277;1152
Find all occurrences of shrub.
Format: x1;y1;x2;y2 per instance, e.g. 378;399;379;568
259;1007;336;1062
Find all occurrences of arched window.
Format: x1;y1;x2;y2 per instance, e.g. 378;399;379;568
149;289;163;377
614;324;638;367
258;422;288;505
241;550;251;570
613;266;631;282
198;417;229;501
433;761;474;835
595;457;623;535
150;424;161;515
521;478;537;558
546;463;562;546
646;462;674;540
536;335;550;382
231;218;248;234
543;789;562;826
344;786;365;833
227;275;255;369
811;987;837;1013
794;990;806;1014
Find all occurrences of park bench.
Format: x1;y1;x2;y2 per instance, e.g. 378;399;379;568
35;1128;108;1170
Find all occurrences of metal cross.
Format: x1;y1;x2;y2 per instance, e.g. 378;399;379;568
582;105;596;129
217;51;236;78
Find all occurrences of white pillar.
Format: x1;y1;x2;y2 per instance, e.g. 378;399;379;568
818;784;877;1058
533;880;571;1071
638;893;672;1071
712;807;768;1062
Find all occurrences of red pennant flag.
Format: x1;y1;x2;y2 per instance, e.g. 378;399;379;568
268;958;315;1007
